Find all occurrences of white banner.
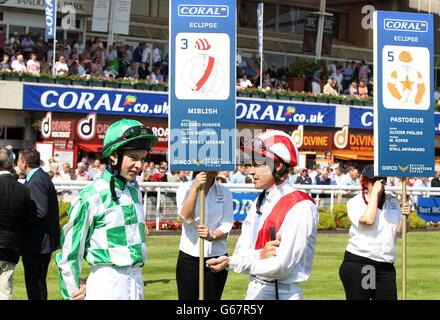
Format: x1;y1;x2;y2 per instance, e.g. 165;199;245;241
92;0;110;33
113;0;132;35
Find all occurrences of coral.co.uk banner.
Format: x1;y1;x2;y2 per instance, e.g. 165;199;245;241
22;84;336;127
23;84;169;117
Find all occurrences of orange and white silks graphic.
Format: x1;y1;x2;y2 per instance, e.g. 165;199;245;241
386;50;426;106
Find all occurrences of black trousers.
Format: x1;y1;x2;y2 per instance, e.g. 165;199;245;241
22;253;52;300
176;250;228;300
339;251;397;300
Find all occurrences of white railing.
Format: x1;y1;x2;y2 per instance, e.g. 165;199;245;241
53;181;440;231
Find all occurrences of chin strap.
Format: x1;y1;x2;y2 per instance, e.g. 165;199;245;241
272;161;289;184
109;151;127;202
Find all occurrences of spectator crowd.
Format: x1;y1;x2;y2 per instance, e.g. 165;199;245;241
0;32;168;83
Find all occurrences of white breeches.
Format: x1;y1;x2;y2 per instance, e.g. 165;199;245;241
85;265;144;300
245;276;303;300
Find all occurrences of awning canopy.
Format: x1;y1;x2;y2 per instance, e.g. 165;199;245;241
77;143;103;153
150;146;168;155
332;149;373;161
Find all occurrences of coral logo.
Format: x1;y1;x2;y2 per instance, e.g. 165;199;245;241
123;95;137;107
284;106;296;117
384;19;428;32
178;5;229;18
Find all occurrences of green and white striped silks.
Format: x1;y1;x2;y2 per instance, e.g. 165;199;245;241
56;169;146;299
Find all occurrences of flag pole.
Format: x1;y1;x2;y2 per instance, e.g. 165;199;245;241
401;178;407;300
51;0;57;76
199;183;205;300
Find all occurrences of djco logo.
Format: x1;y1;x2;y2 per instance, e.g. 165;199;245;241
77;113;96;140
41;112;52;139
291;125;304;148
334;125;349;149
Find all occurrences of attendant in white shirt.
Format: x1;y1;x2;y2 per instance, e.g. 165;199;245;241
339;164;410;300
176;171;233;300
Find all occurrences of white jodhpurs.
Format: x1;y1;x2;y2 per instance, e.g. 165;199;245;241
85;265;144;300
245;276;303;300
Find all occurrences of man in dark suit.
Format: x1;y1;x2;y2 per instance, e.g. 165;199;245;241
0;148;33;300
18;148;60;300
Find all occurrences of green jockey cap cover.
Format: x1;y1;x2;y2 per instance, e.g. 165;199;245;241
102;119;158;157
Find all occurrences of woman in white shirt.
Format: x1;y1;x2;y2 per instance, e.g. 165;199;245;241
26;52;40;75
54;56;69;76
339;164;410;300
11;54;26;74
176;171;234;300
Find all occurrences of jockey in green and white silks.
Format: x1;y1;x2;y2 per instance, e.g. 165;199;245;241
56;119;157;300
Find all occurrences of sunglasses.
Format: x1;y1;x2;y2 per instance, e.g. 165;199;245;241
105;125;153;149
240;138;280;166
122;125;152;140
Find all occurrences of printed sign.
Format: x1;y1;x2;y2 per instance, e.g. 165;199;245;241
45;0;56;40
350;107;374;129
23;85;337;127
374;11;434;177
23;85;169;117
169;0;236;171
236;100;336;127
417;197;440;223
232;192;259;221
291;126;332;151
351;107;440;133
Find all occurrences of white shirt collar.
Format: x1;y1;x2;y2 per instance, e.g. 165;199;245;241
0;171;11;176
265;179;291;202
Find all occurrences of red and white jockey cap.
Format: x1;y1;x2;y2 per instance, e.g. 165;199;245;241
240;130;299;167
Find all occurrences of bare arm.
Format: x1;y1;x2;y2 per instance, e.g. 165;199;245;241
359;181;384;225
396;203;411;235
180;172;206;222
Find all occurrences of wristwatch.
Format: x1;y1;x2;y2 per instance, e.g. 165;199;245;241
209;231;217;241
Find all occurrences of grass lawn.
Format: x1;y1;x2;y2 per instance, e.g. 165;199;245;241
10;231;440;300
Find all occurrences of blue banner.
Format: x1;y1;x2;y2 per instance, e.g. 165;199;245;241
417;197;440;223
237;100;336;127
351;107;440;133
350;107;374;130
45;0;56;40
169;0;236;171
22;85;337;128
232;192;258;221
23;84;169;117
374;11;434;177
